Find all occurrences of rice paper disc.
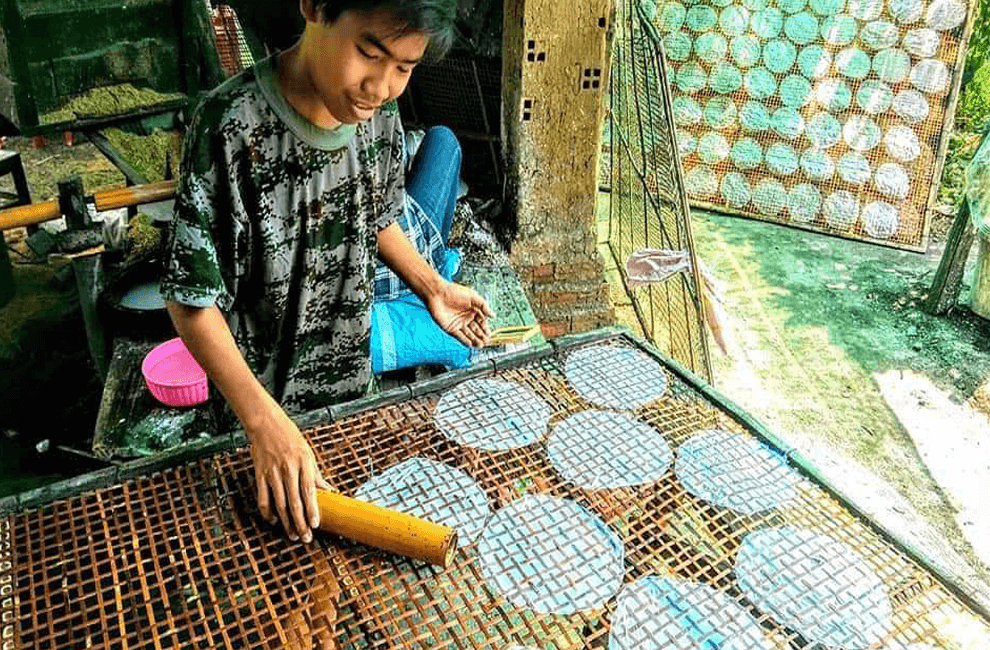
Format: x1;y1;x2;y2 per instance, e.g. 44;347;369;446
721;172;753;207
735;527;894;648
731;35;762;67
778;0;808;13
798;45;833;78
766;143;800;176
751;7;784;37
824;190;861;229
788;183;822;222
874;163;910;199
821;14;859;45
925;0;966;31
676;129;698;157
695;32;729;63
806;112;842;148
862;201;901;238
658;1;687;32
889;0;924;24
356;458;491;544
843;116;881;152
548;411;673;489
837;152;872;185
884;125;921;161
435;379;551;451
673;96;703;125
686;5;718;31
910;59;950;94
893;89;930;122
720;5;752;36
685;165;719;198
711;64;744;93
856;80;894;114
784;12;820;44
836;47;871;79
677;62;709;93
846;0;883;20
780;75;813;107
704;97;738;129
861;21;900;50
814;78;852;111
731;138;764;169
903;28;940;57
610;577;775;650
565;345;669;410
740;100;771;131
763;39;797;73
873;48;912;83
801;149;836;180
698;132;731;164
744;67;778;99
664;32;694;61
753;179;787;216
809;0;846;15
771;107;806;139
675;429;803;513
478;495;625;616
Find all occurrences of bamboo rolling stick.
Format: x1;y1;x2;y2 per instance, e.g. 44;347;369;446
316;490;458;568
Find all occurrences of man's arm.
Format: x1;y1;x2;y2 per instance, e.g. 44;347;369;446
376;222;493;347
166;302;328;543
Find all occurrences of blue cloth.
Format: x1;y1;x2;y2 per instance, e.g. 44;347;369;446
374;126;462;300
371;248;468;374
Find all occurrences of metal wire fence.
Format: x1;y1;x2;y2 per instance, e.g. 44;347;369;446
603;0;713;382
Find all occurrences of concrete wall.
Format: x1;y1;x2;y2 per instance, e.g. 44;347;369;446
502;0;615;337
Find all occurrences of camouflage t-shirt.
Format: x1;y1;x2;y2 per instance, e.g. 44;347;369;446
162;55;403;413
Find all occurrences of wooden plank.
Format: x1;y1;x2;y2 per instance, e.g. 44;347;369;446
86;130;149;185
925;201;976;315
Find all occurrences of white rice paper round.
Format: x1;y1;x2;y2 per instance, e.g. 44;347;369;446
842;115;881;152
735;527;894;648
909;58;950;94
903;28;940;58
565;345;669;410
837;152;872;185
824;190;861;229
874;163;911;199
753;179;788;216
435;379;551;451
721;172;753;207
925;0;966;31
884;124;922;161
862;200;901;238
788;183;823;222
800;149;836;180
893;89;930;123
698;131;731;164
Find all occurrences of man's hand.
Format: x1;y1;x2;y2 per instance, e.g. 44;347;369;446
248;398;330;544
426;281;494;348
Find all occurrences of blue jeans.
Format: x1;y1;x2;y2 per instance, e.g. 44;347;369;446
406;126;461;244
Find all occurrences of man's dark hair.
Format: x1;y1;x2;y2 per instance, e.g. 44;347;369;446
314;0;458;60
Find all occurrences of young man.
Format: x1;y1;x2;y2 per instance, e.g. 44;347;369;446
162;0;491;545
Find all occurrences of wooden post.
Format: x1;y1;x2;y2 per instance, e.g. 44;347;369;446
502;0;615;336
58;174;109;379
925;201;976;315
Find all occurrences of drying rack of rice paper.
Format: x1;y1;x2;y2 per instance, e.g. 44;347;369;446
2;329;989;649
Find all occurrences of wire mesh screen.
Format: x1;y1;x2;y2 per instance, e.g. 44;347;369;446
398;55;503;196
651;0;972;251
605;0;713;382
3;332;989;649
211;4;256;78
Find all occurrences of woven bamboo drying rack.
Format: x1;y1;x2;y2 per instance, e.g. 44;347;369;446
1;329;988;649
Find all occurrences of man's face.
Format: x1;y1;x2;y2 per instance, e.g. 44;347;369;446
302;6;428;124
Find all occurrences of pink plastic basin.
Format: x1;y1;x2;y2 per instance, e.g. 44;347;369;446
142;338;208;407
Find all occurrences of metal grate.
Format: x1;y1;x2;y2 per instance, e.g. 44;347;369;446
604;0;714;382
652;0;973;251
2;332;989;648
211;4;256;78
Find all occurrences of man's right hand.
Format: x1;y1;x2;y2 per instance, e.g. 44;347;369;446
247;398;331;544
165;303;330;545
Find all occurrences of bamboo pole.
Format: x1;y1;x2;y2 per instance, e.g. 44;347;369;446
0;180;178;231
316;490;458;568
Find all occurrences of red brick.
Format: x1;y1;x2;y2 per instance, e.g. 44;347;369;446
572;309;614;334
540;319;571;339
532;263;555;280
